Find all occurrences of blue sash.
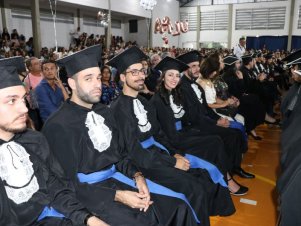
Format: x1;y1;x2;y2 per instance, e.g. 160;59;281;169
77;165;200;223
140;136;170;155
140;136;227;187
37;206;65;221
229;121;248;141
175;121;182;131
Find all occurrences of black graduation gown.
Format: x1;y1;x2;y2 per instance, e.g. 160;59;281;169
0;130;90;226
280;84;301;170
222;71;265;132
240;66;277;115
180;75;246;169
150;92;231;174
280;82;301;130
111;94;235;226
277;149;301;226
42;100;195;226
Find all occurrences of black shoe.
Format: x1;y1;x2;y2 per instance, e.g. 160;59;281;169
248;132;262;140
228;177;249;196
232;167;255;179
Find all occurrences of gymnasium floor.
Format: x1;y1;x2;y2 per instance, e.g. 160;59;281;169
211;124;281;226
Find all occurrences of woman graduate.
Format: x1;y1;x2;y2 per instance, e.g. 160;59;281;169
151;56;248;196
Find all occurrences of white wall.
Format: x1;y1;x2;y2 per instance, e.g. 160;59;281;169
199;4;229;44
152;0;180;47
58;0;151;18
124;18;148;47
231;0;291;48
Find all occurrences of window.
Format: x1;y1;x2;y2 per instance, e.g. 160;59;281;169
180;12;197;31
11;7;74;24
298;5;301;29
235;7;286;30
200;10;228;30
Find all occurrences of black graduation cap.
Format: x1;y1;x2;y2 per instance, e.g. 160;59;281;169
256;51;263;58
241;54;253;64
264;53;273;59
223;55;239;66
281;49;301;63
56;44;102;77
0;56;26;74
106;46;147;73
154;56;189;73
0;56;25;89
176;50;201;64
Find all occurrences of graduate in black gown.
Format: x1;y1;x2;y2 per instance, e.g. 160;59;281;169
221;55;265;140
42;45;196;226
108;46;236;226
280;49;301;130
176;51;254;179
277;88;301;226
151;56;248;196
0;57;107;226
277;54;301;226
240;54;278;119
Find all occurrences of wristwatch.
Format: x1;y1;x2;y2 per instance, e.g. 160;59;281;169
84;213;94;226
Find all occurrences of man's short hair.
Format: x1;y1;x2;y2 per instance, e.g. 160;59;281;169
239;37;245;42
25;57;38;69
41;59;57;70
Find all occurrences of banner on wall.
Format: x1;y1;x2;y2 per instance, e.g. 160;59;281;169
154;16;189;47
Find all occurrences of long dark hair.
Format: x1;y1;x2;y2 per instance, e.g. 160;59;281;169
200;52;221;79
156;70;182;106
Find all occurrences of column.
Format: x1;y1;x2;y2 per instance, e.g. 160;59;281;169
0;0;7;29
287;0;295;51
31;0;41;58
227;4;233;49
196;5;200;49
106;0;112;49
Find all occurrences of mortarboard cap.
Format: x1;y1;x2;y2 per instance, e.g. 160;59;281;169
56;45;102;77
264;53;273;59
154;56;189;73
281;49;301;63
106;46;147;73
223;55;240;66
0;56;26;74
0;56;25;89
241;54;253;64
176;50;201;64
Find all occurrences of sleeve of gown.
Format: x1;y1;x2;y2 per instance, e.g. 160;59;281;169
42;122;78;181
36;134;91;224
112;105;177;169
180;84;217;127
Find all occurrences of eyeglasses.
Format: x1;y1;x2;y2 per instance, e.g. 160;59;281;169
126;68;147;76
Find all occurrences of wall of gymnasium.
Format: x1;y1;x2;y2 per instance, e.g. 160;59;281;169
0;0;180;49
179;0;301;50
